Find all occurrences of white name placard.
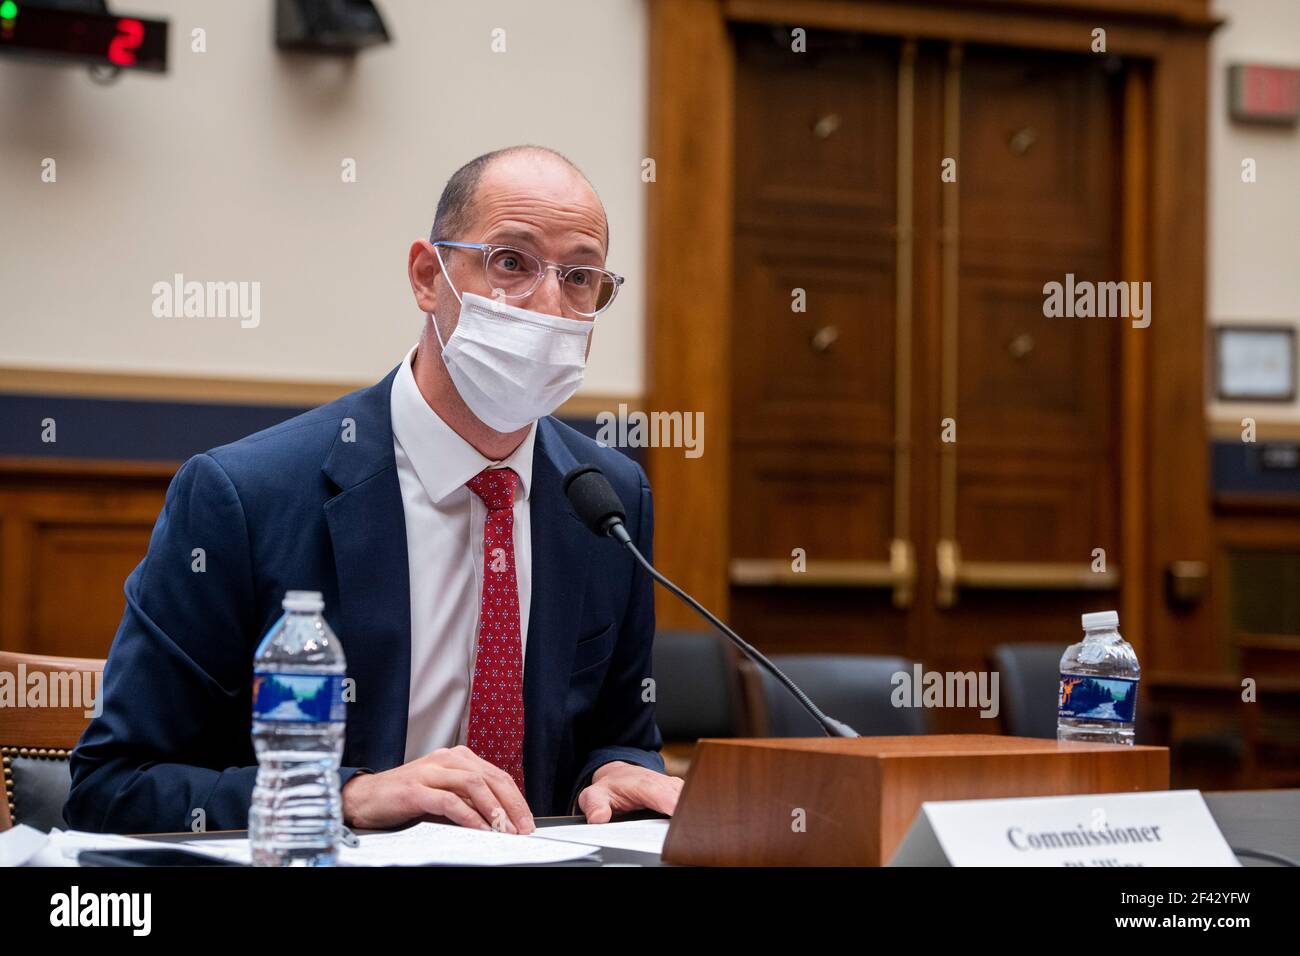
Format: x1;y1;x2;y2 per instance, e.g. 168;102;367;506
888;790;1240;867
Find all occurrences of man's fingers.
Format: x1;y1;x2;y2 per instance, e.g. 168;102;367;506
477;768;534;834
421;766;505;829
441;747;534;833
415;786;491;830
641;775;684;815
579;784;614;824
444;769;519;833
583;770;685;823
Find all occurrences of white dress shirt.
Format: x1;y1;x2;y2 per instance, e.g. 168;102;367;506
390;345;536;764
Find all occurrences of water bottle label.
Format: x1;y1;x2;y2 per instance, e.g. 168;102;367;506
252;672;346;722
1058;674;1138;723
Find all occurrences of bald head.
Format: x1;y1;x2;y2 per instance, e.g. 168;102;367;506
429;145;609;253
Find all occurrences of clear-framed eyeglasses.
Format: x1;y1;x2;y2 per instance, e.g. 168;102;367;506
432;240;624;319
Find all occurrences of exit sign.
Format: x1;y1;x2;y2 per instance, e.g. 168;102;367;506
1228;63;1300;126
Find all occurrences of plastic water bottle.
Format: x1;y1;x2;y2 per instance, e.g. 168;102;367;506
1057;610;1139;745
250;591;347;866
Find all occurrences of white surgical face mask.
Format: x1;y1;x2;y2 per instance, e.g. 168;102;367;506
431;286;592;433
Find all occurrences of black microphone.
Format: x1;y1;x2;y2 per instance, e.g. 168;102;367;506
564;464;633;543
563;464;858;738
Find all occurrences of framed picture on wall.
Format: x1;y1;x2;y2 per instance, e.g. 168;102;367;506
1215;324;1297;402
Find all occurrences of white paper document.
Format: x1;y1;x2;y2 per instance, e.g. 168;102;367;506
529;819;670;855
0;824;60;867
21;828;187;867
183;822;600;866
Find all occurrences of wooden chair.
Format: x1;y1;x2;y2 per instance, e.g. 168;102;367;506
0;651;105;832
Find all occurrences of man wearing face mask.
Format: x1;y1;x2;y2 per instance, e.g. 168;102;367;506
66;145;683;836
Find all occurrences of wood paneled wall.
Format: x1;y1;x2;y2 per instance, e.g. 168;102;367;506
0;459;173;659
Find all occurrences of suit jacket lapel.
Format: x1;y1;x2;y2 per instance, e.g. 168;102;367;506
523;418;592;811
322;366;411;772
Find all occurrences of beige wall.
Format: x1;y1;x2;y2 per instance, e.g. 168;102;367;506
0;0;648;397
1208;0;1300;425
3;0;1296;418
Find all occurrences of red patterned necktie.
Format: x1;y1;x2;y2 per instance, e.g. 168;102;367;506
464;466;526;795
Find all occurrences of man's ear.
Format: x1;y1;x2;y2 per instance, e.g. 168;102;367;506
408;239;441;313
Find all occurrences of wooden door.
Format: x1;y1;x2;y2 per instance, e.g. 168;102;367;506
918;44;1126;729
725;28;1129;730
728;26;911;659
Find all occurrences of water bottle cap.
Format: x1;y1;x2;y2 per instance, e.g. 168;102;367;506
282;590;324;612
1081;610;1119;631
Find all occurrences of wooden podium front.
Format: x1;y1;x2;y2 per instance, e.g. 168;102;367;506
661;735;1169;866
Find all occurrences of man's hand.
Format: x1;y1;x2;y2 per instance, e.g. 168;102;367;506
341;745;534;834
576;761;684;824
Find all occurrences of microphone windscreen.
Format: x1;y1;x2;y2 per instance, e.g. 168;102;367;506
563;464;627;536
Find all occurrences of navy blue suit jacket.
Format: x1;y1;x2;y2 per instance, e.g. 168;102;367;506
65;366;664;833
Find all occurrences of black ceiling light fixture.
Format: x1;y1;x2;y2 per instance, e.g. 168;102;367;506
275;0;390;55
0;0;168;80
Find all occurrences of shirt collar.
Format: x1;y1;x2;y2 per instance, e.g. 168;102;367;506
390;344;535;505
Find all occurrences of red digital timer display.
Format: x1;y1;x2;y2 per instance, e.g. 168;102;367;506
0;4;167;73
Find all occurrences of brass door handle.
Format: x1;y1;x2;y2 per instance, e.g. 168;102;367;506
936;540;1121;608
936;539;960;608
731;539;915;608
